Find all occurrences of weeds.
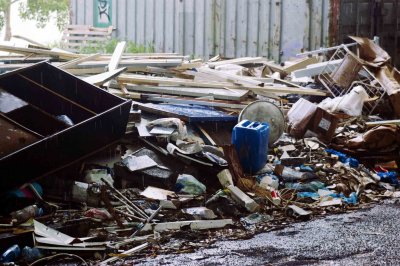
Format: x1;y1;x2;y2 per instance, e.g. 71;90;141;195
77;39;155;54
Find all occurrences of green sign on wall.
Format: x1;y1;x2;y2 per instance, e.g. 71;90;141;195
93;0;112;27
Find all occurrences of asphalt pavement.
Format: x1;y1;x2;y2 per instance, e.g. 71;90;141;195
135;199;400;265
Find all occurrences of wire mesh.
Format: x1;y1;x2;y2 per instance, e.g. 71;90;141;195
318;45;386;115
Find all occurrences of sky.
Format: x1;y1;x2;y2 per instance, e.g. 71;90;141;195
1;0;62;46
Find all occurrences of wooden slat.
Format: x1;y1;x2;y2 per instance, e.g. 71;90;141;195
123;84;249;101
62;25;113;52
58;53;101;69
62;36;111;41
83;67;127;86
108;41;126;71
0;44;81;60
117;73;328;96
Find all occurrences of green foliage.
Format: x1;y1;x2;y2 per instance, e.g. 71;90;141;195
18;0;69;30
78;39;155;54
0;0;11;29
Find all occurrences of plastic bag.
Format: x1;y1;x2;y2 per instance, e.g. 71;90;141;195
175;174;206;195
147;118;187;140
318;85;369;116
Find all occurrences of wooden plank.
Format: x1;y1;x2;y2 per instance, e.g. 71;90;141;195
118;74;327;96
208;57;264;68
365;120;400;127
0;44;81;60
62;36;111;41
65;25;113;32
123;84;249;101
118;73;244;88
77;58;183;68
283;57;320;73
58;53;101;69
63;67;107;75
83;67;127;86
173;61;203;70
108;41;126;71
197;125;217;146
196;67;267;87
108;88;141;99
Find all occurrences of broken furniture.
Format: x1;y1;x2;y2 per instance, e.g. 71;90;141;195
318;45;386;115
0;62;131;192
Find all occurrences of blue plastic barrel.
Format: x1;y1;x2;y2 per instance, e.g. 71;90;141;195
232;120;270;174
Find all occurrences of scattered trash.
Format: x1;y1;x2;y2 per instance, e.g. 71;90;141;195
175;174;206;195
11;205;43;225
182;207;217;220
1;245;20;263
1;35;400;265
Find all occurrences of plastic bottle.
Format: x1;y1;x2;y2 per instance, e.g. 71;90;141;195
1;245;20;263
325;149;359;168
275;165;316;182
285;181;326;192
21;246;43;262
10;205;43;225
205;189;226;206
256;173;279;190
377;171;399;186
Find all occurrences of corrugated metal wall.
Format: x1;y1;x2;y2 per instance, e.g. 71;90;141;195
70;0;330;61
338;0;400;66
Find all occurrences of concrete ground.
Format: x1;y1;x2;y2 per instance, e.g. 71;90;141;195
135;200;400;265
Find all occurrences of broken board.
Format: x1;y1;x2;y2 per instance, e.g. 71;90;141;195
137;103;237;123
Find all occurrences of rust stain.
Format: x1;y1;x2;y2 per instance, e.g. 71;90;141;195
329;0;341;46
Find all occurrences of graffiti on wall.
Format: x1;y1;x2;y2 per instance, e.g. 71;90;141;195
94;0;112;27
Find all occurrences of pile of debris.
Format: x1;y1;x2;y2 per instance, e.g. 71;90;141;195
1;36;400;265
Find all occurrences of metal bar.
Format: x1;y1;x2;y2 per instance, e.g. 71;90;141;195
296;42;358;56
297;35;381;57
130;206;162;237
101;178;149;219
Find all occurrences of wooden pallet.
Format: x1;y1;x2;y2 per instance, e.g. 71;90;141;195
62;24;113;52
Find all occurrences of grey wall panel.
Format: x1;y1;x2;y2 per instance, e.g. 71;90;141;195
71;0;331;61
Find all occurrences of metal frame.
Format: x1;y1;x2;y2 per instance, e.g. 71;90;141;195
318;45;386;115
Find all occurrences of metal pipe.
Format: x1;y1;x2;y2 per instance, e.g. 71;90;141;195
101;178;149;219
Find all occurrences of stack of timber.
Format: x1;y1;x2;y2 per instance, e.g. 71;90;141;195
0;41;328;122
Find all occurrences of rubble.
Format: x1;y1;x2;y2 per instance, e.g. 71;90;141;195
2;36;400;265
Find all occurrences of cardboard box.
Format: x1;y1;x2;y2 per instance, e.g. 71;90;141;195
288;99;338;142
304;107;339;142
